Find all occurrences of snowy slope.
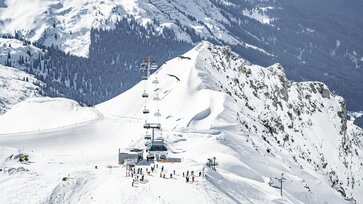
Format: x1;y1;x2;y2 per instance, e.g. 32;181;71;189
0;64;42;114
0;42;362;203
0;97;102;134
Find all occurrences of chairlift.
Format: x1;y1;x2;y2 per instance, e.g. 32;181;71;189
150;64;158;70
143;107;150;114
140;63;147;68
148;144;168;152
154;110;161;117
141;75;148;80
153;95;160;101
152;78;159;84
142;92;149;98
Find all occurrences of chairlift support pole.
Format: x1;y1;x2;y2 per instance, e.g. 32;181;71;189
275;173;286;196
152;127;155;143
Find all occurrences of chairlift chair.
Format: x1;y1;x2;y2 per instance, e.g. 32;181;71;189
153;95;160;101
154;110;161;117
141;75;148;80
152;78;159;84
143;123;150;129
143;107;150;114
150;64;158;70
142;92;149;98
140;63;147;68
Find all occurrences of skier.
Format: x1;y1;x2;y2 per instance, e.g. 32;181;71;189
170;173;172;178
183;172;185;177
173;170;176;175
161;166;164;172
192;176;195;182
199;171;202;177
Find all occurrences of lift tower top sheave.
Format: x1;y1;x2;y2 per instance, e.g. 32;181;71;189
140;56;158;80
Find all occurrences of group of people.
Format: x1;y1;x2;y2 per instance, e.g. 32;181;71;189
127;166;147;187
127;164;203;186
182;170;202;183
158;165;175;179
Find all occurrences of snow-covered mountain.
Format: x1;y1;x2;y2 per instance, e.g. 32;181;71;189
0;0;237;57
1;0;362;119
1;42;362;203
0;64;42;114
0;38;45;70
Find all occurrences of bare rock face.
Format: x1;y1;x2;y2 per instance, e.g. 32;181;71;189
197;43;363;201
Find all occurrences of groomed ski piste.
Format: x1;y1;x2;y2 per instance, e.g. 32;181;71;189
0;42;362;203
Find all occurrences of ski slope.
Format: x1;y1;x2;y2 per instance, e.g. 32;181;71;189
0;42;362;203
0;97;102;134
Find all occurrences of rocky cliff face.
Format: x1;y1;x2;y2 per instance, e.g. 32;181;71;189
194;43;363;201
